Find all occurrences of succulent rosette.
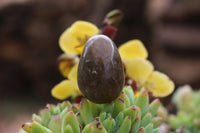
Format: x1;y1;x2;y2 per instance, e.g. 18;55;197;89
167;85;200;133
19;87;162;133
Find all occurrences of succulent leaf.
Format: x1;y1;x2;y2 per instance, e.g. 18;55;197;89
131;115;141;133
117;116;131;133
144;123;153;133
141;112;152;127
102;117;115;133
135;90;149;116
62;111;80;133
31;121;52;133
39;109;51;127
148;99;160;117
80;98;94;125
63;125;73;133
112;97;125;118
137;127;145;133
123;106;139;123
22;123;32;133
123;86;135;106
48;115;62;133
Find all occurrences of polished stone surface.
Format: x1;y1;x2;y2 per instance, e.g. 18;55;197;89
78;35;124;103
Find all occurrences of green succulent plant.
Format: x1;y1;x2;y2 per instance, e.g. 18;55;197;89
168;85;200;133
19;86;161;133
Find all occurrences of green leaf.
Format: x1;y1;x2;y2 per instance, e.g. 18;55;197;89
148;99;160;117
114;112;124;131
32;114;41;123
152;117;163;127
112;98;126;118
101;103;114;114
46;104;56;115
82;124;92;133
124;105;139;123
152;128;159;133
80;98;94;125
48;114;62;133
91;121;107;133
102;117;115;132
131;115;141;133
60;107;71;118
135;91;149;116
100;112;107;122
60;101;72;111
63;125;73;133
137;127;145;133
31;121;52;133
117;116;131;133
89;100;100;118
118;91;130;108
75;112;84;126
39;108;51;127
71;104;79;114
84;118;107;133
22;123;32;133
144;123;153;133
19;129;28;133
123;86;135;106
62;111;80;133
141;112;152;127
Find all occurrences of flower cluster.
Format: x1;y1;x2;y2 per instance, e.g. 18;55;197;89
51;10;174;100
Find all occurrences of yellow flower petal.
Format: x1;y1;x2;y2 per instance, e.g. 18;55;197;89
70;21;99;37
68;63;78;80
144;71;175;97
59;29;80;54
58;54;78;78
68;63;82;96
119;40;148;62
59;21;99;55
75;44;85;55
51;80;75;100
126;57;154;85
72;80;82;96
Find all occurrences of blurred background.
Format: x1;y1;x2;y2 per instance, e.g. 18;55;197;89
0;0;200;132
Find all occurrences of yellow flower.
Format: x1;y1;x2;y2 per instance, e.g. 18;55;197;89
52;21;98;100
59;21;99;55
119;40;174;97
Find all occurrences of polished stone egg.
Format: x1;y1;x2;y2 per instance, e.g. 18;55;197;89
78;35;124;103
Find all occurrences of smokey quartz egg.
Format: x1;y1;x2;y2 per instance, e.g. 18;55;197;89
78;35;124;103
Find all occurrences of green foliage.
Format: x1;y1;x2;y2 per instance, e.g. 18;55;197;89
19;86;161;133
168;85;200;132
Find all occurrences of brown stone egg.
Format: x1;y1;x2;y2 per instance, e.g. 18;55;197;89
78;35;124;103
